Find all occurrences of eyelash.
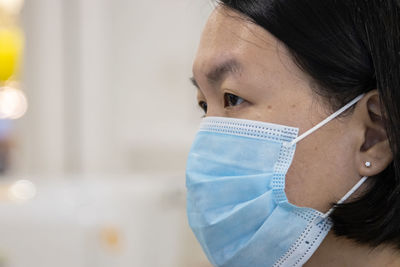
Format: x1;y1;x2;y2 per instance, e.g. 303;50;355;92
224;92;245;108
198;93;245;117
198;101;208;117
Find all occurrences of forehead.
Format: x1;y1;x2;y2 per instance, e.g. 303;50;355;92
201;7;275;49
193;6;287;76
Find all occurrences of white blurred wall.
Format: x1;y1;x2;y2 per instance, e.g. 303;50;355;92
0;175;211;267
13;0;213;176
2;1;215;267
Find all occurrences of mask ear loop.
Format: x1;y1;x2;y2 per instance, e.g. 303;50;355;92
279;93;369;221
321;176;368;220
283;94;365;148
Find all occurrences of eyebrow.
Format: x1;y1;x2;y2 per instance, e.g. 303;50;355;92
190;59;242;89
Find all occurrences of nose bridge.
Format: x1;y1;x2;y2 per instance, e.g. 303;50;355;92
196;83;225;117
205;99;225;117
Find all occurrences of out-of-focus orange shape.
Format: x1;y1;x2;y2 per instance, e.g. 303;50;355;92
100;226;122;252
0;27;24;82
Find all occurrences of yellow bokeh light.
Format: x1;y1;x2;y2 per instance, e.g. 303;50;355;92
0;27;24;82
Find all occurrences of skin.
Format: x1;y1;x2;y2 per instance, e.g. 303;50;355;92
191;6;397;267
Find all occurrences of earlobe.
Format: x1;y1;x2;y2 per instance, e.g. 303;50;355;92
358;91;393;177
360;140;393;177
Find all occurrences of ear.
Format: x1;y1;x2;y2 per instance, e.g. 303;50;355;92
357;90;393;177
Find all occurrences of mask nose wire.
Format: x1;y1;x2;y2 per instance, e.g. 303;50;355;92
283;94;365;148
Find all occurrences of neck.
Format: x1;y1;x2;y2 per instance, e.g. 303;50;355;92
304;231;400;267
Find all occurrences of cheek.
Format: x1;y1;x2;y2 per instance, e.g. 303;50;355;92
284;130;356;213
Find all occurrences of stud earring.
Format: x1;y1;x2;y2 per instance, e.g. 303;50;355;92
365;161;371;168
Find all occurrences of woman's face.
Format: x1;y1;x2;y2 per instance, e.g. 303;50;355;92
191;6;365;212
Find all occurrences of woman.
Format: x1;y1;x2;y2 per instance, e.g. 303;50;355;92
185;0;400;266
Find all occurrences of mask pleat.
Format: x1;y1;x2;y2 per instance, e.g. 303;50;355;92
190;189;276;264
187;172;274;217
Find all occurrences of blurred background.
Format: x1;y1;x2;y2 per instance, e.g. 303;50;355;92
0;0;213;266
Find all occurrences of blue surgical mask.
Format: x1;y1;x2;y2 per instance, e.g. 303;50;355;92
186;94;368;267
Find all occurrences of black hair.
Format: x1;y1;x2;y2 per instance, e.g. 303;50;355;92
218;0;400;249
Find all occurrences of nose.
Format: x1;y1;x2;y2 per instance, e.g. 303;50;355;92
203;99;226;118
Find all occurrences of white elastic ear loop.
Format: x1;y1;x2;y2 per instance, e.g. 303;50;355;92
321;176;368;219
283;94;365;148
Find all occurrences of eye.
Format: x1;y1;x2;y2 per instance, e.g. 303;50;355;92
198;101;208;114
224;93;245;108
